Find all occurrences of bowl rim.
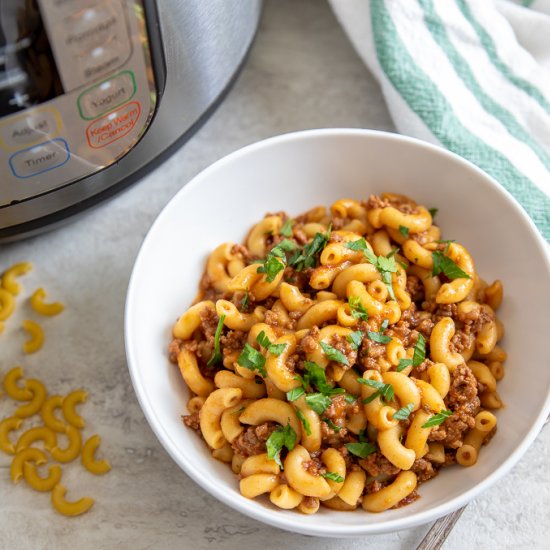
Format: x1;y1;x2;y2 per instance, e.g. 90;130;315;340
124;128;550;536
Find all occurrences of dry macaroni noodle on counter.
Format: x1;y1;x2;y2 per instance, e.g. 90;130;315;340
169;193;505;514
0;365;108;517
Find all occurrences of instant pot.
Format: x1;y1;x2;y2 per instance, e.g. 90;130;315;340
0;0;262;241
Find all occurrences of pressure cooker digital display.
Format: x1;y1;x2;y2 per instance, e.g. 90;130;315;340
0;0;157;207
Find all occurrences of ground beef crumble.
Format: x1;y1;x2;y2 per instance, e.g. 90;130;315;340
429;365;480;448
182;412;200;432
411;458;438;482
168;338;183;364
359;452;401;477
392;489;420;508
231;422;277;457
366;194;417;214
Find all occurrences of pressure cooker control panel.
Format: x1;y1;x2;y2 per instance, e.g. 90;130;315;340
0;0;156;207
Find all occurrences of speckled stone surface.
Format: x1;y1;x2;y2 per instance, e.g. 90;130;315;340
1;1;548;549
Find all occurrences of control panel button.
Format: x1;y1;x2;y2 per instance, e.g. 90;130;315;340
77;43;128;84
0;108;61;150
77;70;136;120
64;3;123;56
86;101;141;148
9;139;70;178
36;0;130;91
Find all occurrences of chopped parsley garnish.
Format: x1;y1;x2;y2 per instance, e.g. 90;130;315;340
237;343;267;377
345;441;376;459
290;362;344;414
322;417;342;432
345;237;369;253
207;314;225;366
344;394;357;405
305;393;332;415
421;410;453;428
321;472;344;483
346;330;364;351
432;250;471;280
280;219;294;238
230;406;245;416
266;424;297;469
289;224;332;271
358;378;395;404
241;289;249;310
296;409;311;436
286;386;305;402
413;333;426;367
367;319;392;344
399;225;410;239
396;358;413;372
320;342;349;365
346;239;398;300
294;361;345;396
256;330;287;356
256;239;297;282
393;403;414;420
428;207;438;218
348;296;369;321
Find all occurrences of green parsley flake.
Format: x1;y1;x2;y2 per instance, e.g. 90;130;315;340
396;358;413;372
207;314;226;366
241;289;249;310
358;378;395;404
346;240;398;300
256;330;287;356
399;225;410;239
294;362;345;397
345;441;376;459
266;424;297;469
320;342;349;365
320;472;344;483
428;207;438;218
421;410;453;428
413;333;426;367
237;343;267;377
286;386;305;402
289;225;331;271
344;394;357;405
348;296;369;321
432;250;471;280
257;239;297;282
322;417;342;432
296;409;311;436
393;403;414;420
367;320;392;344
280;219;294;238
305;393;332;415
346;330;363;351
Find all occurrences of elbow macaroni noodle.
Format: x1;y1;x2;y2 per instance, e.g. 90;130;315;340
170;193;505;514
1;362;109;517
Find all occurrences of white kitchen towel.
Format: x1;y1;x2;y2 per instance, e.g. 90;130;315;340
329;0;550;240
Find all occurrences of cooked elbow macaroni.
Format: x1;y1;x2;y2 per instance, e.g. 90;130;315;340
169;193;505;514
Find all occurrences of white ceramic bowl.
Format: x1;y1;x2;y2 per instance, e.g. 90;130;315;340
125;129;550;537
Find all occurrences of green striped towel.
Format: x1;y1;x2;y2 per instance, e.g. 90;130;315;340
329;0;550;240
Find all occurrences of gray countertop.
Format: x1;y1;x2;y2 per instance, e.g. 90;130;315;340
1;1;548;548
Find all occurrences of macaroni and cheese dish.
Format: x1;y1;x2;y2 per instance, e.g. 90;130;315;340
168;193;505;514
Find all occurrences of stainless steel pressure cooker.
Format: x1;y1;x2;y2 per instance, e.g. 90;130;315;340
0;0;262;241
